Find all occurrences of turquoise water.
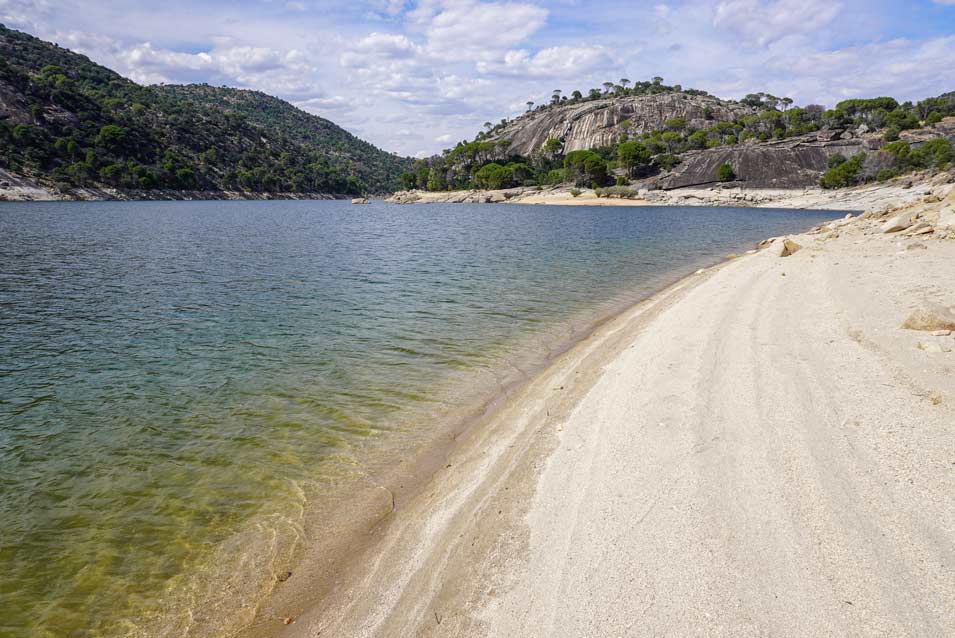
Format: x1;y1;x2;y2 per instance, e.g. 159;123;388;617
0;200;837;637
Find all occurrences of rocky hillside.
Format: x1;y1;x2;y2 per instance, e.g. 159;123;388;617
0;24;411;197
658;130;869;189
490;92;757;157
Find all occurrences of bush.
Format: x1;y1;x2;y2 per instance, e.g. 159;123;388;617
564;150;608;186
595;185;640;199
716;163;736;182
569;188;581;197
616;176;629;186
473;162;513;190
654;154;681;171
820;152;865;188
827;153;847;169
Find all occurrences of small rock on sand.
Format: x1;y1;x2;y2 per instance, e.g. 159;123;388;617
904;222;933;235
881;211;915;233
906;242;928;251
932;330;952;336
937;206;955;231
768;238;802;257
902;302;955;331
918;341;950;353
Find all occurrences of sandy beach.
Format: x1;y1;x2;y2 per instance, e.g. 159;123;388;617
265;181;955;637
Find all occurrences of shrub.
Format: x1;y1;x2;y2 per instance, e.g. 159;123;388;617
820;152;865;188
616;176;629;186
569;188;581;197
827;153;847;169
654;154;681;171
564;150;609;186
716;163;736;182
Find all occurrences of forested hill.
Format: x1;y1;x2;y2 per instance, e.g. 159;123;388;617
0;24;411;196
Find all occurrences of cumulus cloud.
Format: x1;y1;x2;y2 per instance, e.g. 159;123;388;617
410;0;548;59
711;0;843;47
477;45;617;78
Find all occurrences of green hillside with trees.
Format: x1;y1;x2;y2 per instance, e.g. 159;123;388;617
0;24;411;196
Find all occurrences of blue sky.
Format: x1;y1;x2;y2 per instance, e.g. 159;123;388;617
4;0;955;156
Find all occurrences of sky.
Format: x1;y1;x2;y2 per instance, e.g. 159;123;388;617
3;0;955;157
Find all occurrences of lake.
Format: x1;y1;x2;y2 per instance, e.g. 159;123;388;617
0;200;839;638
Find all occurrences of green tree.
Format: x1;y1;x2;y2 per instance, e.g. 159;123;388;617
617;140;651;177
564;150;608;186
94;124;129;154
716;163;736;181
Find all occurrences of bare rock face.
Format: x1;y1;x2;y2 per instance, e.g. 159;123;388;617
657;134;869;189
491;93;757;157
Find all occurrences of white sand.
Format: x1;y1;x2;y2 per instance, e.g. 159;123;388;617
274;189;955;638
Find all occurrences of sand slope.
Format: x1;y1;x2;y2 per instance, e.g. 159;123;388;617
285;196;955;638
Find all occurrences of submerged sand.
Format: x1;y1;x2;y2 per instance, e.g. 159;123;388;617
266;184;955;637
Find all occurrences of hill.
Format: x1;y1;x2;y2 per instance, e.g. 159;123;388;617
0;24;411;198
403;80;955;193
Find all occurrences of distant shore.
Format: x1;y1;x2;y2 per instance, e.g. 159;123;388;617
0;168;357;202
272;175;955;636
386;171;949;212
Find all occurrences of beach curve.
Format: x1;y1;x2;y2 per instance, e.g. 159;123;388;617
274;196;955;638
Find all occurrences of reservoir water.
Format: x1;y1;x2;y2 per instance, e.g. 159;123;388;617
0;200;839;637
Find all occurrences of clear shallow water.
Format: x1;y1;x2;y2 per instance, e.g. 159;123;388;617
0;200;838;637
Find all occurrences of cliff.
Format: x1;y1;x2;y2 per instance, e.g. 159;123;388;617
489;92;757;156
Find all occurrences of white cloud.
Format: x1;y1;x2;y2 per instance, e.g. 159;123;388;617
477;45;616;78
412;0;548;60
712;0;843;47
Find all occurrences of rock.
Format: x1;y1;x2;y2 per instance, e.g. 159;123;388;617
906;242;928;251
909;224;934;235
902;302;955;332
918;341;945;353
932;330;952;336
938;206;955;230
881;210;916;233
768;237;802;257
351;197;369;204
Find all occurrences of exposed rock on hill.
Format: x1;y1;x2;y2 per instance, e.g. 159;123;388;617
657;133;875;189
489;93;757;156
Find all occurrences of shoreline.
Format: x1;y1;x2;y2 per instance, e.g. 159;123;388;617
275;180;955;636
231;220;804;638
386;171;949;212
